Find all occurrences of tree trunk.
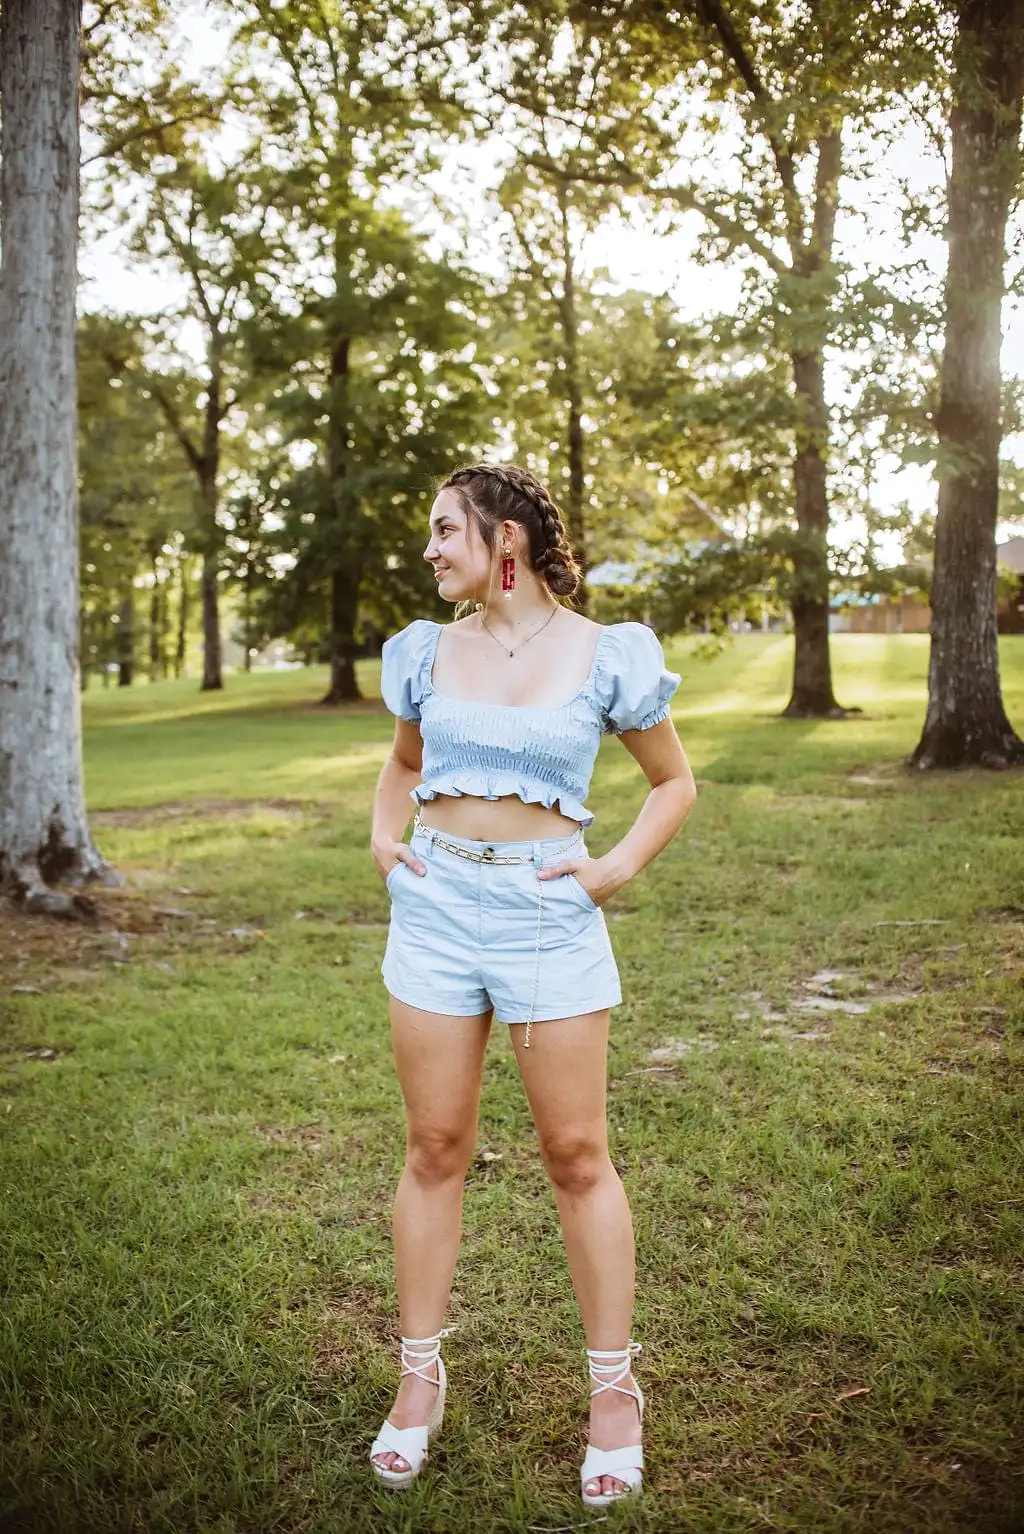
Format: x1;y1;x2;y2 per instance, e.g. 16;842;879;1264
199;351;223;691
243;571;253;672
200;548;222;690
160;570;172;676
175;558;189;678
117;592;134;687
783;349;845;717
555;187;589;612
0;0;108;908
148;572;161;681
911;0;1024;769
324;567;360;702
322;324;361;704
780;131;847;718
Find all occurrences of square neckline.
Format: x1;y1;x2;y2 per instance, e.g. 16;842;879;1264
423;619;611;713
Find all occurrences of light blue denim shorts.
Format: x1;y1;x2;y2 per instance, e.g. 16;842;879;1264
381;820;622;1034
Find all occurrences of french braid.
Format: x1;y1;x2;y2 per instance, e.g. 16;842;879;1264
438;463;582;599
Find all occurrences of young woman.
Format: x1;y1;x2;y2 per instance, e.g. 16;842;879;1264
368;463;696;1507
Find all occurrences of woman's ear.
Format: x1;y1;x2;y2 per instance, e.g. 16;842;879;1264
501;519;520;549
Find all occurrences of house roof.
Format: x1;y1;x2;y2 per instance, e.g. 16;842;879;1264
997;535;1024;574
588;559;642;588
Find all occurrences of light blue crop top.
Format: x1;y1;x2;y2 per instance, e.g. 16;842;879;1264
380;619;680;827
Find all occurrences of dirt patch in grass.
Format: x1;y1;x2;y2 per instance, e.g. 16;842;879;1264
256;1121;334;1152
0;799;346;988
847;758;912;787
764;794;873;812
0;883;216;990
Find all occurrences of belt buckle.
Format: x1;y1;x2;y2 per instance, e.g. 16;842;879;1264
481;846;496;863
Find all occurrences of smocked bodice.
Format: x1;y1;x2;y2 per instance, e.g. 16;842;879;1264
380;619;679;827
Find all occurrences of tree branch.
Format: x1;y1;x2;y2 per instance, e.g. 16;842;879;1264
661;183;791;276
81;109;219;165
506;204;557;300
258;5;330;163
315;0;344;97
808;129;842;268
146;380;202;476
518;148;790;274
695;0;806;254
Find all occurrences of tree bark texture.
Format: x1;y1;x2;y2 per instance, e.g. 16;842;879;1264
911;0;1024;768
0;0;108;906
175;560;189;678
149;577;162;681
784;348;843;716
117;592;134;687
323;324;362;704
200;548;222;691
782;129;845;718
199;408;223;690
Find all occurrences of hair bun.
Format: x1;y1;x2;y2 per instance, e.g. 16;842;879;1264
533;544;579;597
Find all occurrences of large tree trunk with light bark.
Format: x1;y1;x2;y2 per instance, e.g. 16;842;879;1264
911;0;1024;769
0;0;109;910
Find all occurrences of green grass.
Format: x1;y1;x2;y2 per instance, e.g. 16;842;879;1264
1;634;1022;1533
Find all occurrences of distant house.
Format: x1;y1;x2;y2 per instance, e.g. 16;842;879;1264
829;535;1024;636
997;535;1024;634
829;591;931;635
595;516;1024;637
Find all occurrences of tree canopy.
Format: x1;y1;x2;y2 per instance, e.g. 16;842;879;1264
65;0;1024;731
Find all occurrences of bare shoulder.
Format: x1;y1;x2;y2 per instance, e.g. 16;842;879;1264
557;610;602;639
445;612;482;644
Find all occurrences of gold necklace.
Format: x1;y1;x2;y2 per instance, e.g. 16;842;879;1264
478;603;558;658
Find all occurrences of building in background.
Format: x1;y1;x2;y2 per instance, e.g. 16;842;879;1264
830;535;1024;635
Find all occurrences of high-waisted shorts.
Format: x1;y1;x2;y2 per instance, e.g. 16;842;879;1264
381;820;622;1040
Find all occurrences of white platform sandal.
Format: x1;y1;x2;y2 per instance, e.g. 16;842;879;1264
580;1340;644;1509
369;1330;449;1489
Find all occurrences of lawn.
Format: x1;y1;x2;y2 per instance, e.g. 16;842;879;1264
1;634;1022;1533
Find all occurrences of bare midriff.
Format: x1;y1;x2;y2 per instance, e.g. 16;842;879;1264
416;793;580;843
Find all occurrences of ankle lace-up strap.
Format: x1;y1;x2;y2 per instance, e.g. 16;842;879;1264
586;1339;643;1401
399;1328;451;1383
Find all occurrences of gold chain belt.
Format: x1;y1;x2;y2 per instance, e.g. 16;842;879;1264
412;818;537;866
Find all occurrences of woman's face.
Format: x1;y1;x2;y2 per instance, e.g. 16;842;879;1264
423;489;496;604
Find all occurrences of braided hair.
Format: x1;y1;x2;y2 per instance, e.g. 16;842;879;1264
437;463;582;600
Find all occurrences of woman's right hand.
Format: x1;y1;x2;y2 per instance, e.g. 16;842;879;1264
372;837;427;884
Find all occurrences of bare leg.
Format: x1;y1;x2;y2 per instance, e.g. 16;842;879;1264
512;1009;641;1500
372;996;491;1475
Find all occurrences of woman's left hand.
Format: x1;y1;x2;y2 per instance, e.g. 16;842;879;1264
536;855;623;908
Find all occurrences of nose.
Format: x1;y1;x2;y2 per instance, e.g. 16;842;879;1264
424;534;438;564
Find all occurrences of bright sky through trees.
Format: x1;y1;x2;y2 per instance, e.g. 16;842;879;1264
78;1;1024;555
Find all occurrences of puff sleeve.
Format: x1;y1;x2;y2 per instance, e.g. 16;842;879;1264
598;623;680;734
380;620;436;722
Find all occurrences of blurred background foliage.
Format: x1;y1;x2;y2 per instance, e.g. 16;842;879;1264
76;0;1024;697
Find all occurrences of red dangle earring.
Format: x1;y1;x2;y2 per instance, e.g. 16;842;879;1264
501;542;516;601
